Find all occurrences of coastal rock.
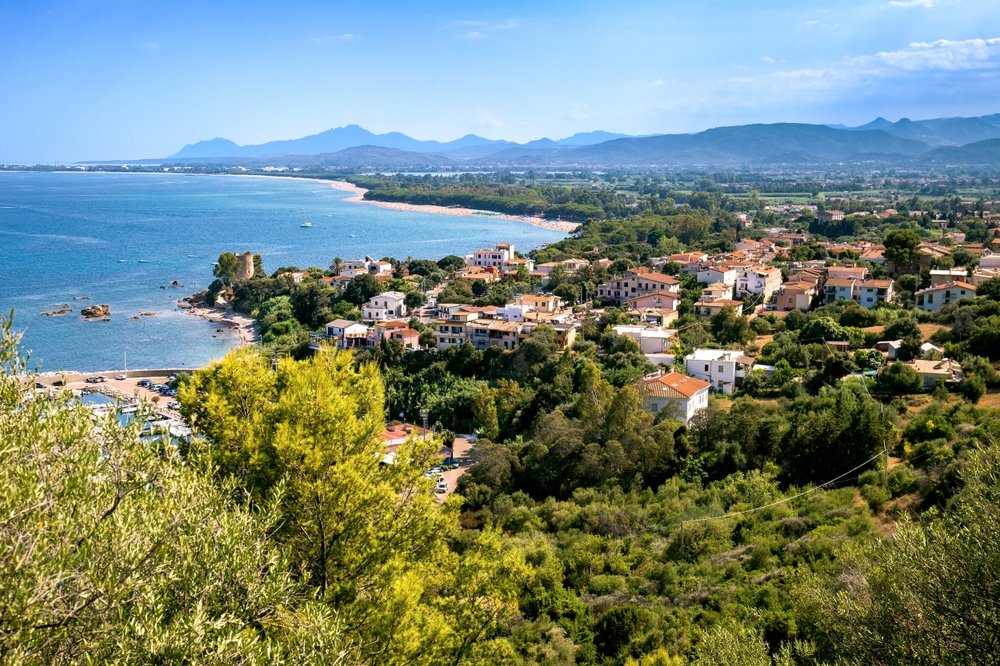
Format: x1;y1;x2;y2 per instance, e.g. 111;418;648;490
181;291;208;308
73;295;91;301
81;304;111;319
141;311;156;317
40;304;72;316
171;280;183;287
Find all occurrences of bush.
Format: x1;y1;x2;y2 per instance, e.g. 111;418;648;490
887;465;918;497
962;375;986;404
876;363;922;395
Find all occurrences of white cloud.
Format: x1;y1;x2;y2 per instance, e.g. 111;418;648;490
470;108;503;130
765;36;1000;89
451;18;521;38
873;38;1000;70
706;35;1000;115
884;0;934;8
138;41;160;50
310;33;360;44
762;56;775;64
634;78;665;90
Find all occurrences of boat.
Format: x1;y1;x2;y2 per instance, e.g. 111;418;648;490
117;259;127;263
300;221;314;228
137;259;148;263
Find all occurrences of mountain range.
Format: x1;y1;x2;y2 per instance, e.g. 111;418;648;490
160;114;1000;168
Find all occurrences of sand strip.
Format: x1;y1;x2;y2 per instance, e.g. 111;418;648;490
183;307;260;347
323;180;581;233
232;173;580;233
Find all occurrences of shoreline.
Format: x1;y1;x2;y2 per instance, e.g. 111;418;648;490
181;306;260;347
235;173;581;233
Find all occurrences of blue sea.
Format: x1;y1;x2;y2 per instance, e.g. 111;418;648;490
0;171;565;372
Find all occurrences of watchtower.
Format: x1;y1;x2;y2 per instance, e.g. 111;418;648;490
237;252;255;281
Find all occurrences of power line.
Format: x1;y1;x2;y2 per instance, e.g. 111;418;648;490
679;450;884;527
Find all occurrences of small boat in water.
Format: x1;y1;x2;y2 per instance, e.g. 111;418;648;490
117;259;127;263
300;221;314;228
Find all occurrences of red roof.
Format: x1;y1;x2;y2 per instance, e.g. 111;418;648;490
641;372;710;399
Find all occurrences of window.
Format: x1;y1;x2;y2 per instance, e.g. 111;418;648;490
718;365;724;373
704;364;709;372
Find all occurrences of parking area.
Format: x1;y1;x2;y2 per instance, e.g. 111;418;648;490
35;372;184;418
438;434;475;499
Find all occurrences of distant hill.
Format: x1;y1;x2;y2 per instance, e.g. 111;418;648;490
152;113;1000;169
168;125;631;161
170;137;241;159
924;138;1000;164
502;123;929;167
849;114;1000;146
279;145;455;168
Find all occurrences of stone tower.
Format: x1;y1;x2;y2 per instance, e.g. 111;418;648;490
237;252;255;281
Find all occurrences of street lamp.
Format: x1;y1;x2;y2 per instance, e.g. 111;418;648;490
419;408;429;441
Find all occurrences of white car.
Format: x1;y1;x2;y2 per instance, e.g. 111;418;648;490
115;374;127;380
434;481;448;494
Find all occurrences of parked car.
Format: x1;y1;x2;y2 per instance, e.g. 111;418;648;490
85;376;99;384
97;376;108;383
434;481;448;494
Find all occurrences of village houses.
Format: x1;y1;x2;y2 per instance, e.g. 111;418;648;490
596;267;680;306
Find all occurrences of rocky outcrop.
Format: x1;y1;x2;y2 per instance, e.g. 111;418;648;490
40;304;71;316
81;304;111;319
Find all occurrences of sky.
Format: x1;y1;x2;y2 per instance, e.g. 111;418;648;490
1;0;999;163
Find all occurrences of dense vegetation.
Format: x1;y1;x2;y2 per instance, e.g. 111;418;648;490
5;293;1000;663
6;172;1000;662
348;174;641;222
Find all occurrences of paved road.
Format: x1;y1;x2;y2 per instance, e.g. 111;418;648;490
439;435;476;499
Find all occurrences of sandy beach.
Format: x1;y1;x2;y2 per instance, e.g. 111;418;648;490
322;180;581;233
182;307;260;346
236;174;580;233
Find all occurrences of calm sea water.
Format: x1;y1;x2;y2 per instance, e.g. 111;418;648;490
0;171;565;372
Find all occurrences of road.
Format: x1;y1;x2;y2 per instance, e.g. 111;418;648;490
439;434;476;499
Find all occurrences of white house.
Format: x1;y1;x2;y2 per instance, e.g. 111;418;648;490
979;250;1000;270
697;266;739;286
824;277;861;304
736;265;783;301
468;243;515;269
596;268;680;306
310;318;369;350
858;279;895;308
914;281;977;313
684;348;754;394
362;291;408;321
338;256;393;277
638;372;711;424
611;325;677;354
